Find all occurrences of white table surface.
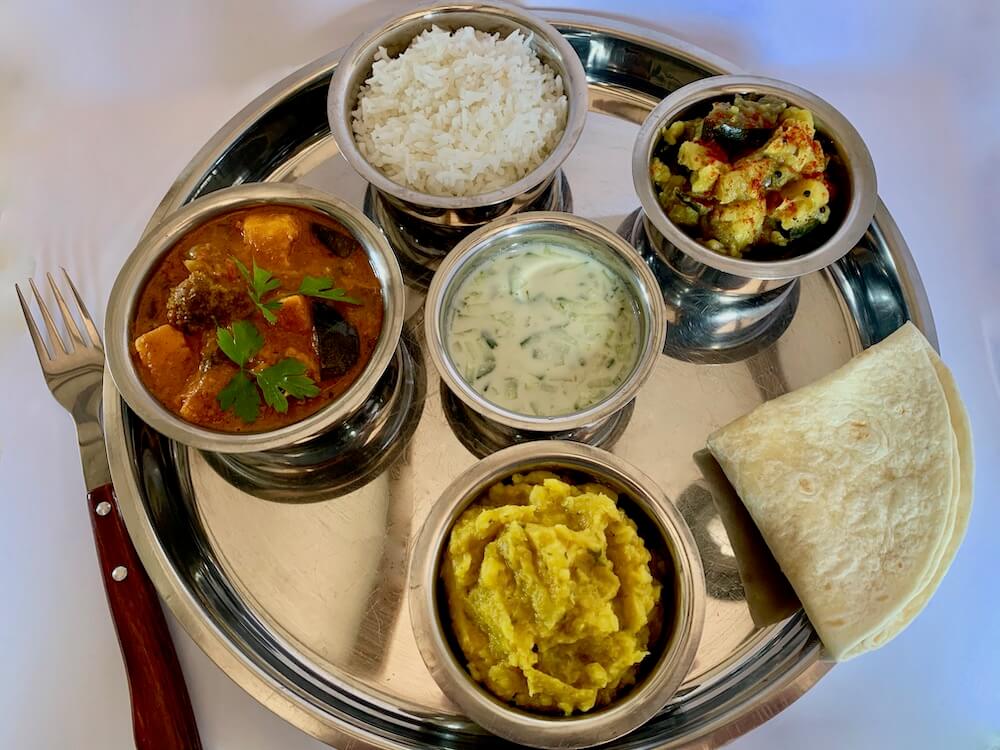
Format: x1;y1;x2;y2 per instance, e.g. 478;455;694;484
1;1;998;748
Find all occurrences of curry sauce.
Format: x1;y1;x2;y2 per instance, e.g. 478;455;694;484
131;206;383;432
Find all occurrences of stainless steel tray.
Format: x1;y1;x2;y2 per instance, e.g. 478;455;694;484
104;11;936;749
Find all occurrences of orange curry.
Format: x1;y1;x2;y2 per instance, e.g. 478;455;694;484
131;206;384;432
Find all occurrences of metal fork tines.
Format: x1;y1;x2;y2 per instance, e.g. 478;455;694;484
16;269;110;488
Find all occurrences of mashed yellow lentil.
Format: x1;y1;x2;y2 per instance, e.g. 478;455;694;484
441;471;663;715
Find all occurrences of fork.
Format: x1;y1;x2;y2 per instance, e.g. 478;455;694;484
17;270;202;750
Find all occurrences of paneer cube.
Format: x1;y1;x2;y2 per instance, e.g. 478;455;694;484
133;324;198;406
693;164;725;195
242;211;300;269
650;157;672;187
178;363;239;425
258;294;320;378
274;293;312;333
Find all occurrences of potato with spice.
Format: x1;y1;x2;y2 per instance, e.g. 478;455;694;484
651;94;836;257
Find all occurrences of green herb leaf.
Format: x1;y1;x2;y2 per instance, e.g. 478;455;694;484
216;320;264;368
233;256;283;323
258;298;282;324
252;262;281;297
217;370;261;423
255;358;320;413
297;275;362;305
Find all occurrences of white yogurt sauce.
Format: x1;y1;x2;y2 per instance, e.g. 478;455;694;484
445;241;641;416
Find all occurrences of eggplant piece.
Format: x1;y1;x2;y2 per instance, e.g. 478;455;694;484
312;301;360;379
676;191;712;216
704;95;784;151
705;121;772;151
773;216;824;243
787;218;824;241
197;334;226;371
310;221;357;258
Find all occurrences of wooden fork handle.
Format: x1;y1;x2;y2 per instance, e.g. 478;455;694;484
87;483;203;750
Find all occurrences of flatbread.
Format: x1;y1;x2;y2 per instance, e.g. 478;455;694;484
840;349;973;658
706;323;960;661
693;449;801;629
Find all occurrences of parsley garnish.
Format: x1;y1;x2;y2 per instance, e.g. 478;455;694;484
216;320;263;367
214;319;321;423
215;260;358;422
233;257;282;323
256;358;320;413
218;370;260;423
233;258;361;323
297;275;362;305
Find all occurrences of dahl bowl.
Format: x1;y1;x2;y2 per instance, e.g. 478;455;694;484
104;183;405;454
408;440;706;749
424;212;667;439
327;1;589;255
630;74;878;295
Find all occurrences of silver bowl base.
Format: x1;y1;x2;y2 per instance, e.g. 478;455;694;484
201;332;425;501
364;171;573;288
441;386;634;459
619;208;800;364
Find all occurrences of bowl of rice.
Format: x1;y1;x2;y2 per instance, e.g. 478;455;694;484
327;1;588;228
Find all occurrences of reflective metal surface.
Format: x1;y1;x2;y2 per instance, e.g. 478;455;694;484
103;12;937;750
441;388;635;459
363;172;573;277
618;208;801;364
631;75;878;290
201;325;425;501
16;270;111;492
408;441;705;748
424;212;666;434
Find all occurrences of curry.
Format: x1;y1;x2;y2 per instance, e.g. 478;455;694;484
131;206;383;432
650;94;839;258
441;471;664;715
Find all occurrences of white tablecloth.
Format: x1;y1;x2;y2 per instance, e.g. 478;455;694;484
2;1;998;748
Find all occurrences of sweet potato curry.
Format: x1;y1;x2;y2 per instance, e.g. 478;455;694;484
131;206;383;432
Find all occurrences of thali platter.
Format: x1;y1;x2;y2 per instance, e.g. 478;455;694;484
103;11;936;750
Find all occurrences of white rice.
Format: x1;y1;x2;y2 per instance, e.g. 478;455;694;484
351;25;568;197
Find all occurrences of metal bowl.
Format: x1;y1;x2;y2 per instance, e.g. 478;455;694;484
327;0;589;229
631;75;878;294
104;183;405;454
408;440;706;749
424;212;667;434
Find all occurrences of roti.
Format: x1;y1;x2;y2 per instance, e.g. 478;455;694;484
707;323;968;661
840;350;973;658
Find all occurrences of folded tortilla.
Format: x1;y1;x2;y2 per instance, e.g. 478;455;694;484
706;322;971;661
